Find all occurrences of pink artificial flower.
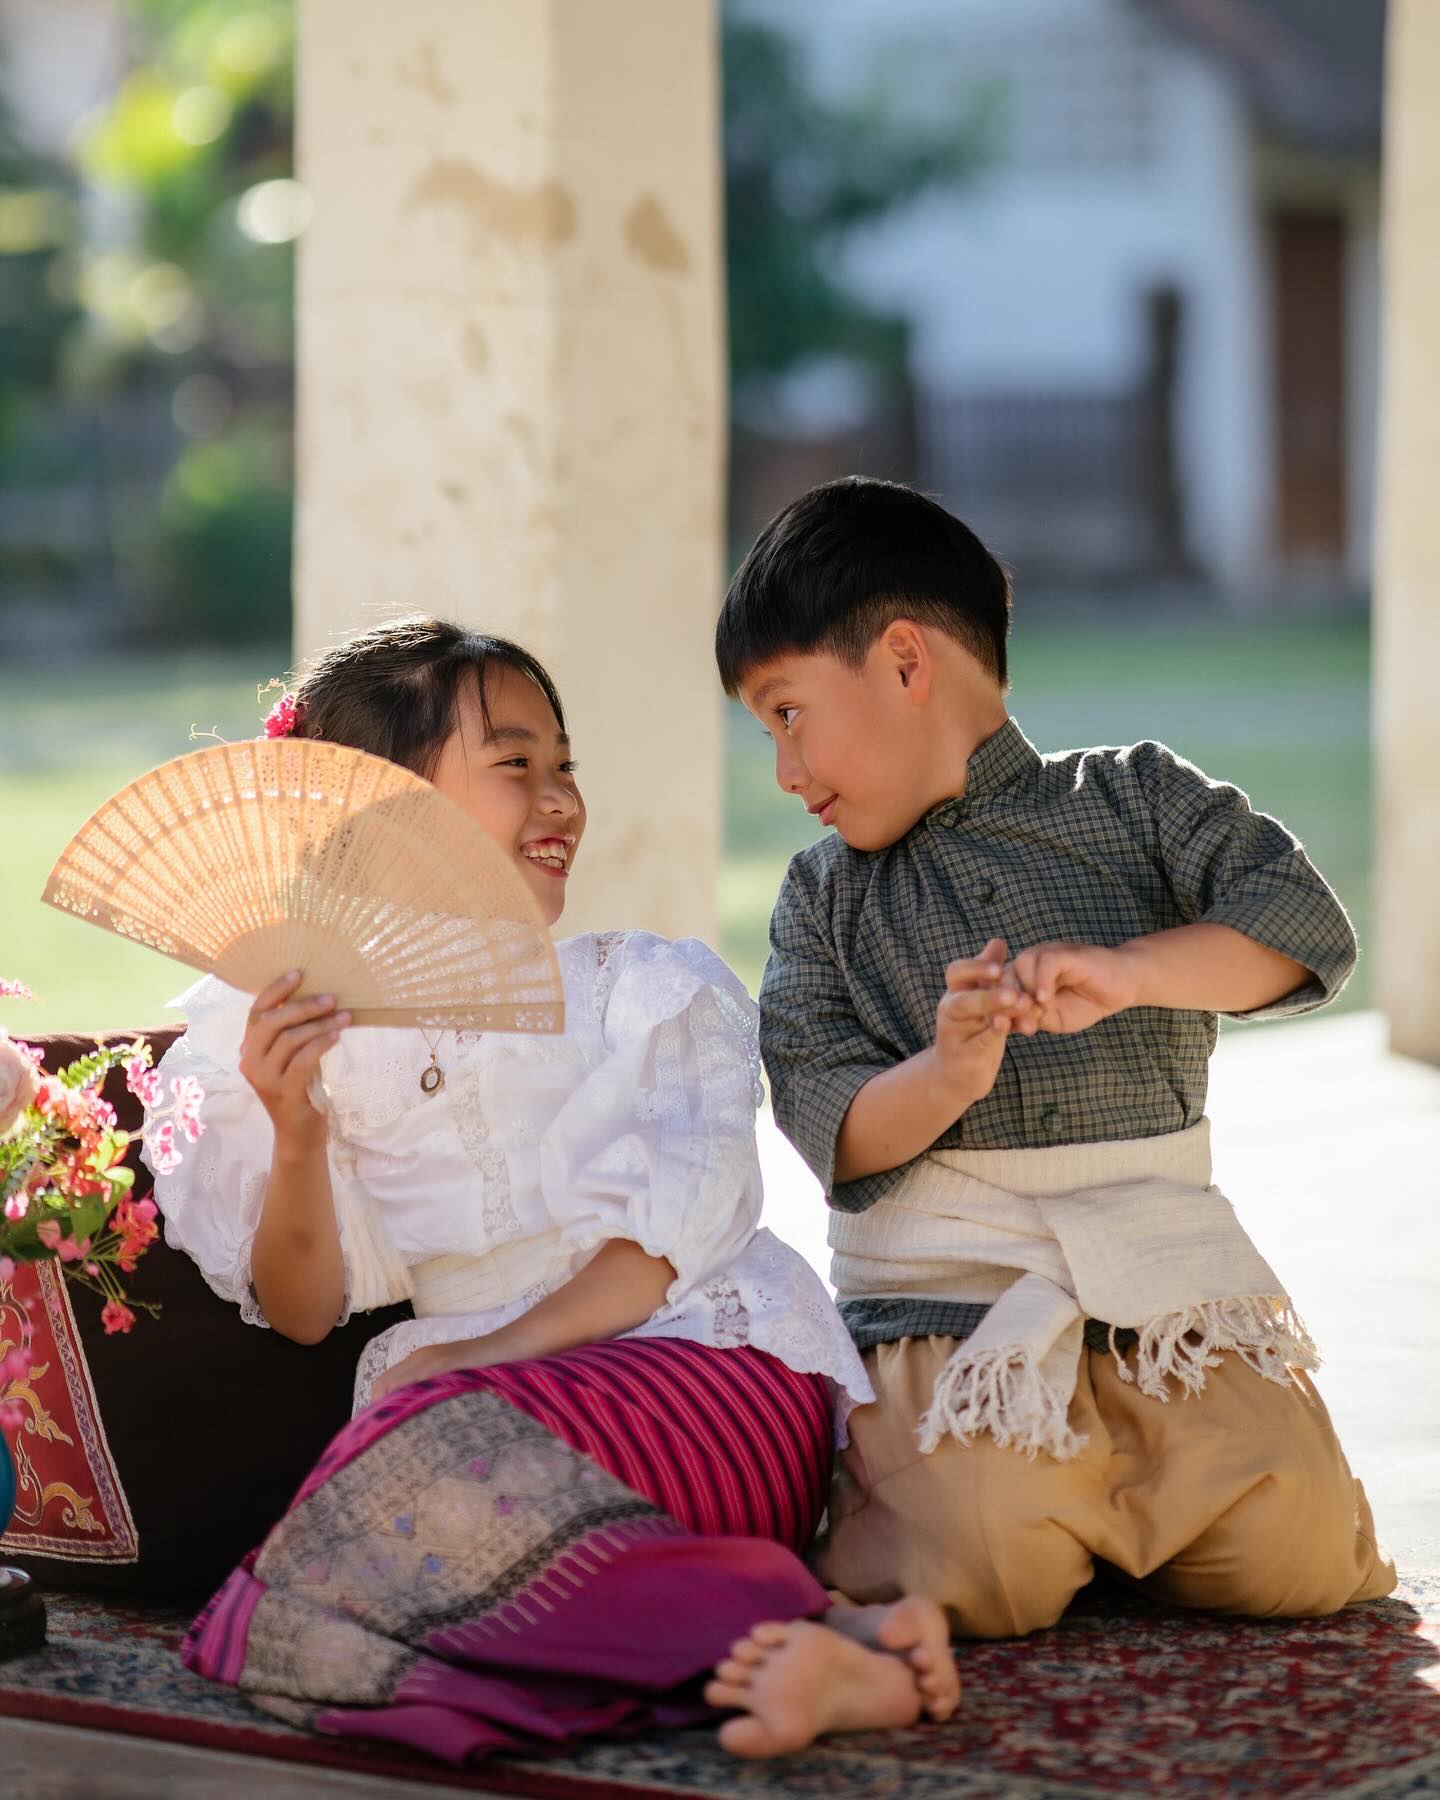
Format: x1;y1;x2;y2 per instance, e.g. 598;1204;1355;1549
113;1195;159;1274
0;1255;14;1283
31;1076;68;1121
0;979;33;999
35;1219;61;1251
87;1096;118;1135
101;1300;136;1336
262;691;303;739
126;1059;163;1108
170;1075;204;1121
58;1235;91;1265
148;1119;181;1176
3;1193;29;1224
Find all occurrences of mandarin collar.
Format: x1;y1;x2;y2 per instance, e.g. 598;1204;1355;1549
925;717;1041;827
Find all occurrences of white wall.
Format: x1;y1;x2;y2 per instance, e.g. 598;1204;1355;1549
734;0;1276;592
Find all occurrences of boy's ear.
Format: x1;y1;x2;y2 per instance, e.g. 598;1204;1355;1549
880;619;934;704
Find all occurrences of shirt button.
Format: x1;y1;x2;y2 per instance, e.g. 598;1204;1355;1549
1040;1104;1061;1134
973;880;994;902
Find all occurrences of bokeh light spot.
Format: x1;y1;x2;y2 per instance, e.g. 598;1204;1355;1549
236;178;311;245
172;86;232;147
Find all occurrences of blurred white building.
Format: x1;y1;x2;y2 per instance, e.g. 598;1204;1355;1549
740;0;1383;599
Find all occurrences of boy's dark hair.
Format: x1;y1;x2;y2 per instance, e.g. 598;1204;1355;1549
716;476;1012;695
292;617;566;778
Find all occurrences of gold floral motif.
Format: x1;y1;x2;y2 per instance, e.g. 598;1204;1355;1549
6;1366;76;1447
2;1289;98;1534
55;1487;102;1533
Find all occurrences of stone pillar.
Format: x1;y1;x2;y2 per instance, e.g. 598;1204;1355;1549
1375;0;1440;1062
294;0;724;941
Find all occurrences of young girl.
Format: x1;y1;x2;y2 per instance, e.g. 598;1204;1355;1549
144;618;958;1764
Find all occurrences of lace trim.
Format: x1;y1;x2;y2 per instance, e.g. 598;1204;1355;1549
448;1063;520;1243
591;930;626;1023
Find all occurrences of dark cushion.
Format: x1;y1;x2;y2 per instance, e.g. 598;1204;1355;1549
0;1028;411;1599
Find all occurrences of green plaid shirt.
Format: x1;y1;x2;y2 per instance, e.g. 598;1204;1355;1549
761;718;1356;1246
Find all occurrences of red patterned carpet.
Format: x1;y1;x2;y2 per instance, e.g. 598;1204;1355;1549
2;1574;1438;1798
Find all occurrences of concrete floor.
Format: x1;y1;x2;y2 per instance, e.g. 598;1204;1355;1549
8;1009;1438;1796
3;1717;512;1799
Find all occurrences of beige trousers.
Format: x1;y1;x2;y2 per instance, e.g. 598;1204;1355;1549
816;1335;1396;1638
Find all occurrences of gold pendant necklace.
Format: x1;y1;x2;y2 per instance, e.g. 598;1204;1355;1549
419;1028;445;1096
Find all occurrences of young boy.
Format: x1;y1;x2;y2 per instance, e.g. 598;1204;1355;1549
717;475;1394;1638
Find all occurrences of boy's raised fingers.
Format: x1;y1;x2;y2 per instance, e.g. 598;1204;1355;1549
946;938;1008;989
939;988;1026;1031
946;962;1001;993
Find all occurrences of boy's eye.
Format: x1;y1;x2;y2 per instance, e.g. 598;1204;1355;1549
776;706;798;730
499;756;529;769
560;760;579;775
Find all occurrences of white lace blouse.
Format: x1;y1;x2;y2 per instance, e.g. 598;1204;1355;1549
141;931;872;1428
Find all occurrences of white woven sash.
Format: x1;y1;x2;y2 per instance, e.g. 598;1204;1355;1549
829;1122;1318;1461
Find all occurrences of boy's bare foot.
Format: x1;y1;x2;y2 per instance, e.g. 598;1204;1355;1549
704;1619;923;1758
825;1592;960;1721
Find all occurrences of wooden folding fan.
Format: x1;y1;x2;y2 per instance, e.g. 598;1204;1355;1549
42;739;565;1033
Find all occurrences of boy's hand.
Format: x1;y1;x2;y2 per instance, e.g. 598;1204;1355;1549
1003;941;1142;1035
933;938;1034;1106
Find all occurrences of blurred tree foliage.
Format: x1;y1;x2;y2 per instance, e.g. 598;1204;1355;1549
1;2;986;643
723;16;991;420
76;0;297;642
0;78;80;452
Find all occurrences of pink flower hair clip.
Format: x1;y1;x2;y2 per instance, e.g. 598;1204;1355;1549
258;679;304;740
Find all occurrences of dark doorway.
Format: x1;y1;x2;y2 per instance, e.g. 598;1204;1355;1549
1270;210;1347;565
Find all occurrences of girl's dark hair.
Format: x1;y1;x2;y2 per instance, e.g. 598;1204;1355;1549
291;617;566;777
716;476;1012;695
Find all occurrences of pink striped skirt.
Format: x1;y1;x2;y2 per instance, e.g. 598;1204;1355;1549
184;1339;834;1763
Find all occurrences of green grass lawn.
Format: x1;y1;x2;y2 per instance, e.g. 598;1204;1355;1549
0;615;1371;1037
0;649;291;1036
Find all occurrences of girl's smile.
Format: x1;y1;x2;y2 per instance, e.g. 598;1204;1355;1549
520;835;576;877
430;666;586;926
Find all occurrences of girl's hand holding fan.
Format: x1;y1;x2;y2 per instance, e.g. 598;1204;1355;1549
238;972;351;1154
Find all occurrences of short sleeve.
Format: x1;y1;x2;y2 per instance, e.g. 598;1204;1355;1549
537;934;764;1306
759;861;895;1210
140;977;279;1326
1116;741;1357;1018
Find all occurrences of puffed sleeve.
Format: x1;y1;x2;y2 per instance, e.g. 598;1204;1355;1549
1113;741;1357;1019
141;977;413;1326
139;976;279;1326
759;857;895;1212
538;934;764;1306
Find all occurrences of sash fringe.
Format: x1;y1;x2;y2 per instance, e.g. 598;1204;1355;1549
919;1295;1318;1461
1115;1296;1320;1404
918;1343;1088;1462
